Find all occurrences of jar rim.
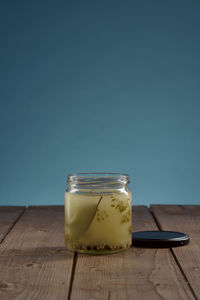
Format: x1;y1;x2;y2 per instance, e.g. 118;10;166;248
67;173;130;184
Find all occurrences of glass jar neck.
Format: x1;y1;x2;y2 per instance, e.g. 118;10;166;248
67;173;129;191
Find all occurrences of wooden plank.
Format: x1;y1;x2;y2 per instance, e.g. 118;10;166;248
70;206;194;300
0;206;25;244
151;205;200;299
0;206;74;300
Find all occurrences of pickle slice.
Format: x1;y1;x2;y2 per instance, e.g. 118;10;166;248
65;195;102;241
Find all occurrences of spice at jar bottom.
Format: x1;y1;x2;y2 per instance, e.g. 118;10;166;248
65;173;132;255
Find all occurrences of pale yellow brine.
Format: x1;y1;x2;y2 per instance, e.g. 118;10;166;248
65;190;132;254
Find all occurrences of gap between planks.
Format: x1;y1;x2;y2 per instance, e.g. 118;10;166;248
68;252;78;300
150;206;198;300
0;207;26;245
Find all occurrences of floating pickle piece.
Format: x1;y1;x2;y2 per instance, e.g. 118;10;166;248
65;195;103;241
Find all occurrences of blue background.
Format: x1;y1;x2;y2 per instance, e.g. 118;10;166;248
0;0;200;206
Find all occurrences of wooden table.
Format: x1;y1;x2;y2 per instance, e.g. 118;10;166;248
0;205;199;300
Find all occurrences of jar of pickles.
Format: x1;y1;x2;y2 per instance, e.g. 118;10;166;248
64;173;132;254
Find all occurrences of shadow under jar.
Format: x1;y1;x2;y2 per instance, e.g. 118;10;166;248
65;173;132;255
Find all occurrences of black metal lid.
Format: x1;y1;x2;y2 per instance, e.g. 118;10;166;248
132;230;190;248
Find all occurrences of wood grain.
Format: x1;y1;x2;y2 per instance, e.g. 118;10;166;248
0;207;25;244
151;205;200;299
0;206;74;300
70;206;194;300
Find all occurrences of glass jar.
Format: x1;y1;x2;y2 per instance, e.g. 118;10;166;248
64;173;132;254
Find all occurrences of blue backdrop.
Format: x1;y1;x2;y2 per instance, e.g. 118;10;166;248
0;0;200;206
